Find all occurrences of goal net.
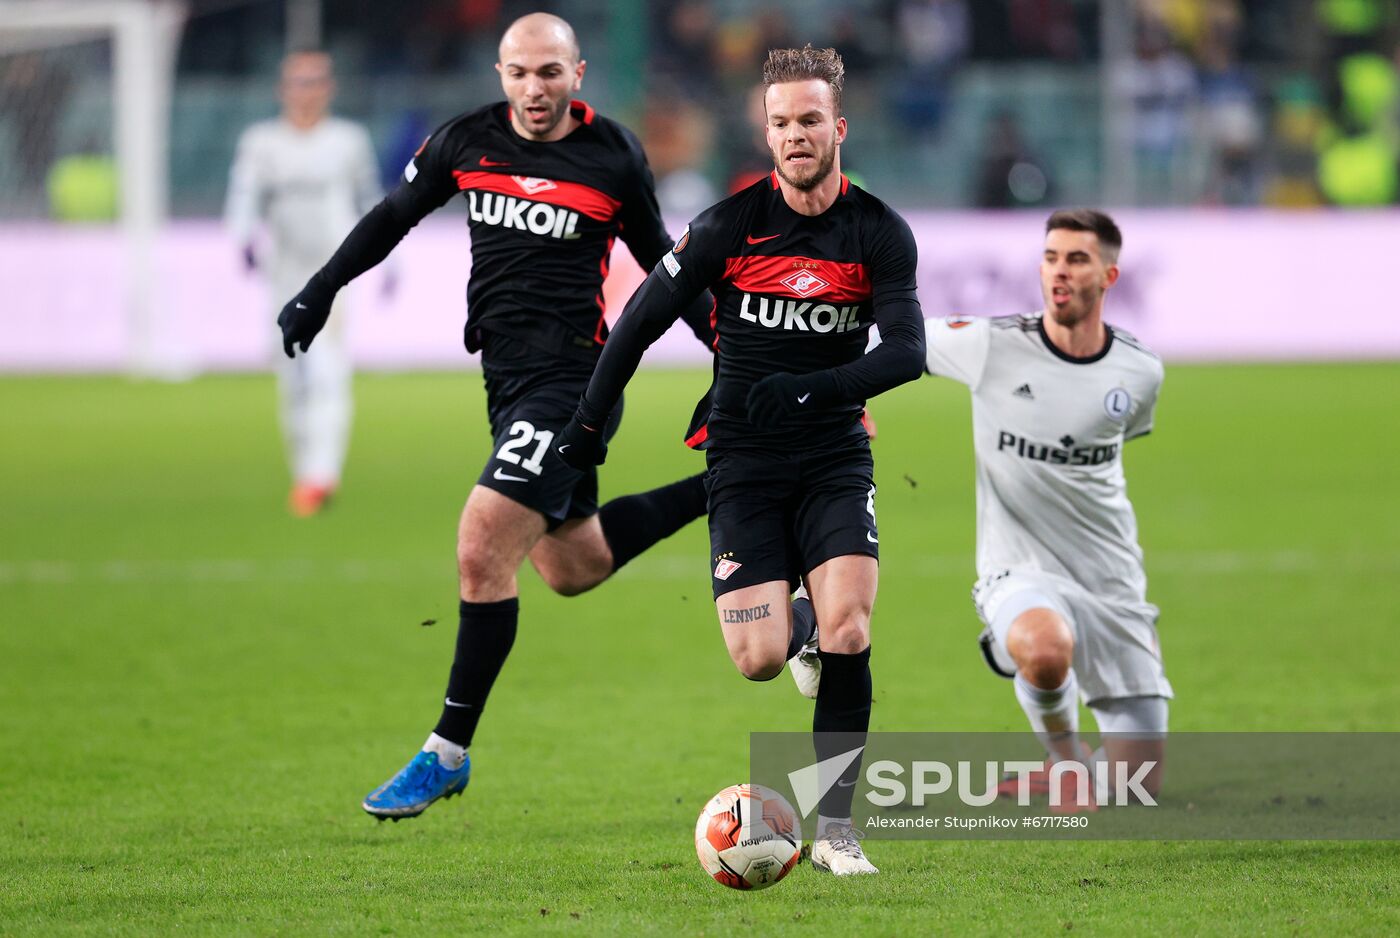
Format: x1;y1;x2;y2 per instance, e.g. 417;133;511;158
0;0;185;375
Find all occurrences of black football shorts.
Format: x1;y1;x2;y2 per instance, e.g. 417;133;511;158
477;334;621;528
704;442;878;599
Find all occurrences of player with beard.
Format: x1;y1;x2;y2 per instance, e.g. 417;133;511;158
924;210;1171;812
277;13;717;821
557;46;926;875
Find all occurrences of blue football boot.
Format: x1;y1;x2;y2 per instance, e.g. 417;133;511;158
362;750;470;820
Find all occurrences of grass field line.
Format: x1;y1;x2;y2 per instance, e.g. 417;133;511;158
1;547;1396;585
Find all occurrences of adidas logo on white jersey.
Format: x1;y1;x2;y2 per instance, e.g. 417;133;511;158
1013;383;1034;399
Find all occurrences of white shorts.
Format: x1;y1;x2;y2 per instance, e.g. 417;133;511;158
972;569;1173;705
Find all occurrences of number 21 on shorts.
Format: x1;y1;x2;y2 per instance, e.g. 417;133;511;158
496;420;554;476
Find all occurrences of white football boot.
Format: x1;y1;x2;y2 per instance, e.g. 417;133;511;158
810;821;878;875
788;585;821;699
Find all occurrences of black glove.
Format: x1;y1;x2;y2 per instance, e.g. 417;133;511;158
556;411;608;468
745;371;834;429
277;275;335;358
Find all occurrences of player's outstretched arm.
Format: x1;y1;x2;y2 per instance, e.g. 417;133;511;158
556;271;693;467
277;198;424;357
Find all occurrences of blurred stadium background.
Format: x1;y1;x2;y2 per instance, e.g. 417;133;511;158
3;4;1399;932
1;0;1397;374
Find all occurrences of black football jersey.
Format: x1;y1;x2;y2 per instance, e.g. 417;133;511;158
386;100;677;362
644;172;923;449
577;172;924;451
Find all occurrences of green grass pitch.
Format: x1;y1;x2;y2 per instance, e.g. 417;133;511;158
1;363;1397;935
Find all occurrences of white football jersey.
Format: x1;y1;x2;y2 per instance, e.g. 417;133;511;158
925;313;1163;605
225;116;381;274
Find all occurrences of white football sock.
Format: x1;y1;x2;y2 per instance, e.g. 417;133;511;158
422;732;468;770
1013;670;1081;763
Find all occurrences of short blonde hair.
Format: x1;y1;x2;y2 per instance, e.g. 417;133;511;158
762;44;844;115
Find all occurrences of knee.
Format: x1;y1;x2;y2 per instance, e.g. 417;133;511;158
539;568;596;597
1008;615;1074;687
736;655;785;682
727;642;785;682
457;537;506;595
820;612;871;655
1019;642;1073;688
534;553;610;597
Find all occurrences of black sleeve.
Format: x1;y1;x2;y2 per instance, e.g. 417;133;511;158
805;209;926;405
577;271;697;426
613;129;717;349
309;196;419;293
614;127;672;272
577;208;727;424
309;120;463;294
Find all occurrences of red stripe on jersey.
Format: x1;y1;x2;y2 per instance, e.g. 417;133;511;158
709;295;719;349
570;99;595;124
593;235;615;344
769;170;780;190
452;170;621;222
685;423;709;449
722;254;871;302
840;173;850;194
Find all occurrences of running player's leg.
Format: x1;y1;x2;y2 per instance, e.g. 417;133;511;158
716;580;794;680
803;554;878;873
1089;696;1168;802
297;297;352;495
975;572;1084;766
362;484;547;819
786;583;820;698
528;471;708;596
366;381;581;818
274;344;310;503
704;449;804;680
1005;606;1084;765
1078;603;1171;802
793;446;880;874
276;284;348;516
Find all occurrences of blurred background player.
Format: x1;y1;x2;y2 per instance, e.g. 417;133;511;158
225;50;384;517
558;46;925;875
923;209;1171;811
276;13;716;821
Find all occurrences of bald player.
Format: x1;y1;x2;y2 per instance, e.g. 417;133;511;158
277;13;717;820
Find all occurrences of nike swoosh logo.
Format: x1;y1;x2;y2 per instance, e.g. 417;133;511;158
866;531;879;543
746;233;781;244
295;302;307;309
558;444;571;454
479;156;510;167
493;468;529;482
836;778;857;788
443;698;471;708
797;393;811;404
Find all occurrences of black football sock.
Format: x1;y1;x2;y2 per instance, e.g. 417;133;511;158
599;472;708;572
813;646;873;819
787;595;816;660
432;597;519;747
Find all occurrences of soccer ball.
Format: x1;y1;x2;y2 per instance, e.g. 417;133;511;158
694;784;802;890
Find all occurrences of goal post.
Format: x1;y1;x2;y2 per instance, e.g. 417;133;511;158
0;0;186;376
